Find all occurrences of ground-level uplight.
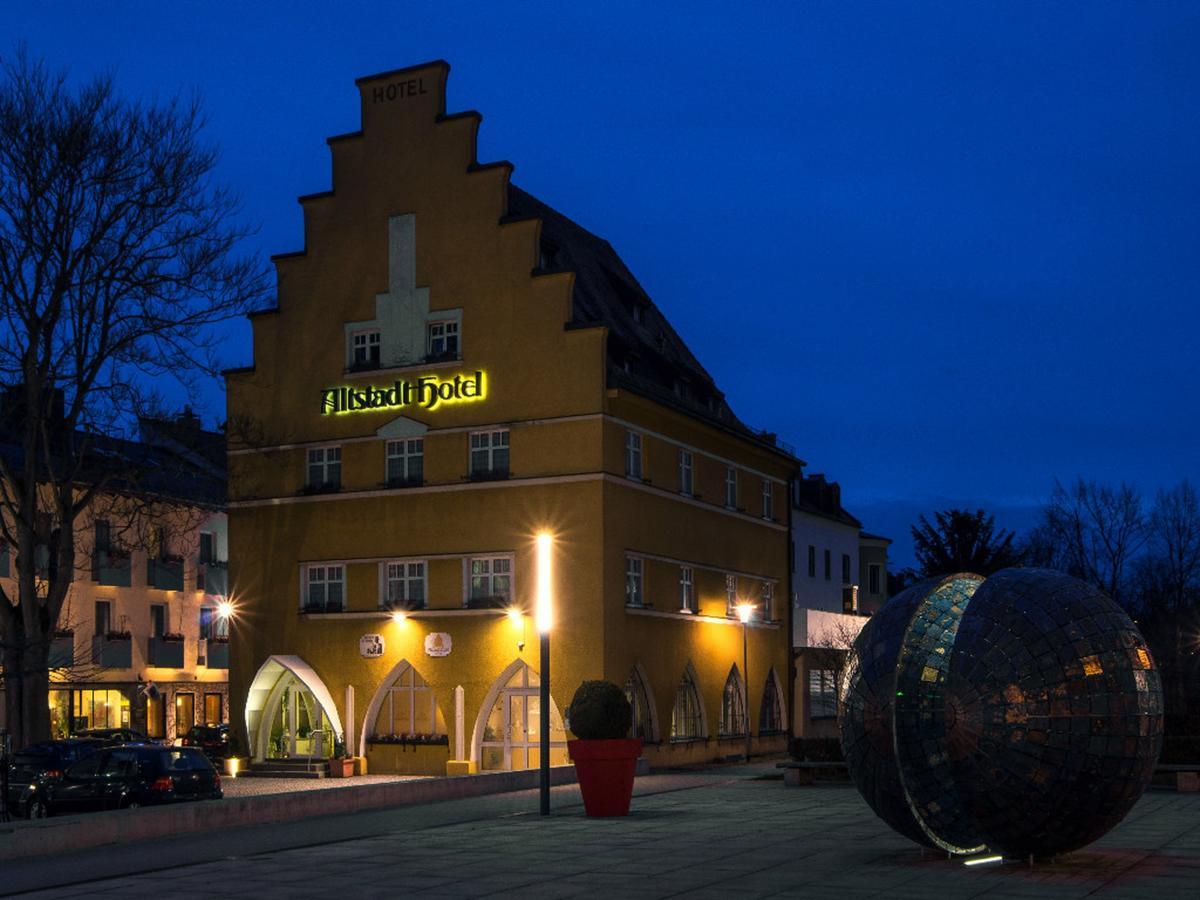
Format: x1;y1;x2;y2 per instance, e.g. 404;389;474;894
536;532;553;816
963;855;1004;867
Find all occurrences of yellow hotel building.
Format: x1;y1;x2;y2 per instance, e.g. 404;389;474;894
226;61;799;776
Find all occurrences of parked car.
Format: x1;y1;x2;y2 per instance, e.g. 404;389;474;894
5;738;108;819
181;724;230;760
70;727;156;745
40;745;222;816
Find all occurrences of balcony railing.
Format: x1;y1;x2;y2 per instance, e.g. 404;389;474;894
147;635;185;668
49;631;74;668
197;561;228;596
302;598;345;614
92;549;132;587
203;637;229;669
92;633;132;668
466;594;511;610
147;556;184;591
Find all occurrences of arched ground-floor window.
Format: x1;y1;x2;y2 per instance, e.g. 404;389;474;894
670;663;705;741
625;664;657;742
759;667;786;735
719;665;747;737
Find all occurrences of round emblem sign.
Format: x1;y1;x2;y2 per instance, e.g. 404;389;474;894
424;632;452;658
359;634;385;658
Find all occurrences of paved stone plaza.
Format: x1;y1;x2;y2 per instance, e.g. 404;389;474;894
3;766;1198;899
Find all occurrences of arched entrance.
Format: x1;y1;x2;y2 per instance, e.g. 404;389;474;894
472;660;567;771
245;656;343;761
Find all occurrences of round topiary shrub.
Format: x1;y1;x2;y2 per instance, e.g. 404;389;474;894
568;680;632;740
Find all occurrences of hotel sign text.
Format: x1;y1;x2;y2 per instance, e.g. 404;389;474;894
322;370;487;415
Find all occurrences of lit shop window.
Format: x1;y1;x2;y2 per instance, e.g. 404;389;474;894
385;561;426;610
625;431;643;480
306;447;341;491
679;566;695;613
678;450;693;496
351;330;381;370
427;321;459;361
725;467;737;508
468;556;512;607
625;556;644;607
469;430;509;480
305;564;345;612
386;438;424;486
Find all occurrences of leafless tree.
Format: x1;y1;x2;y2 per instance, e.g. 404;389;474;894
1031;478;1146;607
0;50;267;748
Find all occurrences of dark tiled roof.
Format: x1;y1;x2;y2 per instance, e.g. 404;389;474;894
859;531;893;544
793;474;863;529
506;185;792;455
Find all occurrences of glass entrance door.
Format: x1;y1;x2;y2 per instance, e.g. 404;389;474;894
268;682;330;758
480;665;567;771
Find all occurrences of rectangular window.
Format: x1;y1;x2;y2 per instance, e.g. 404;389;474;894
807;545;816;578
95;519;112;552
678;450;693;496
150;604;166;638
94;600;112;637
198;532;216;565
351;330;381;369
762;480;773;520
199;606;214;640
625;431;643;480
427;320;459;359
625;556;644;607
469;430;509;479
725;574;737;616
175;692;195;734
305;564;345;612
385;561;427;609
824;549;831;581
306;447;341;490
204;693;223;726
725;467;737;508
762;583;774;622
468;556;512;606
842;553;851;585
809;669;838;719
386;438;424;486
869;564;881;595
843;585;859;614
679;566;695;613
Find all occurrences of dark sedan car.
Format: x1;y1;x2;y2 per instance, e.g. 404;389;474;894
42;745;221;816
70;727;156;745
181;724;229;760
5;739;107;819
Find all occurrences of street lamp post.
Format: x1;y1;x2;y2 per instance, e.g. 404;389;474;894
536;533;553;815
736;603;755;764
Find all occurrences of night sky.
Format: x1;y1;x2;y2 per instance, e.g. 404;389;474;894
8;2;1198;565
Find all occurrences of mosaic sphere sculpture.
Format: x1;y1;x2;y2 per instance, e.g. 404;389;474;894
840;568;1163;859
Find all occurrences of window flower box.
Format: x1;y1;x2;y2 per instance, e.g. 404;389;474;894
368;733;449;747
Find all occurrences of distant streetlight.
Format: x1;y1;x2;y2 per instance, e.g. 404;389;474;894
736;602;755;764
216;599;235;621
536;532;554;816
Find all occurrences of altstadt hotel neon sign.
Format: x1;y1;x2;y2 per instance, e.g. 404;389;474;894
322;370;487;415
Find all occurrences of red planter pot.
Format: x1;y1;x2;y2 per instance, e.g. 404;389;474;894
568;738;643;817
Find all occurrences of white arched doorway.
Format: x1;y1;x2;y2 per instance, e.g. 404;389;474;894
471;660;567;771
358;658;447;758
245;655;343;761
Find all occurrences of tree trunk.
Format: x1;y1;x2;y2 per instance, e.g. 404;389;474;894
3;641;24;749
20;638;51;746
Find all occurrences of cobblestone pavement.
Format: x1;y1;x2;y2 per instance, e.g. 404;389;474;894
221;773;429;797
6;769;1199;899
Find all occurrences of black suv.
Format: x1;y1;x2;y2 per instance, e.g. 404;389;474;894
71;727;156;745
5;739;108;819
42;745;222;816
181;724;230;761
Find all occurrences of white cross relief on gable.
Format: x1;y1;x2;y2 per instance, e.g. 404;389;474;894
344;214;462;370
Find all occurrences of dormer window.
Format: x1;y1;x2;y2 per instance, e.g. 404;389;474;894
351;331;381;370
427;321;459;361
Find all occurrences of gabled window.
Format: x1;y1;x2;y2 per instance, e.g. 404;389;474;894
467;556;512;607
625;431;643;480
725;467;737;508
305;564;344;612
427;321;459;360
679;566;695;613
678;450;693;496
386;438;424;486
306;447;341;490
625;556;644;607
761;480;773;520
351;330;381;369
385;561;426;610
469;430;509;480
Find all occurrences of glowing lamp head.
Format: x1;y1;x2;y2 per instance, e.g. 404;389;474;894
506;607;522;624
216;600;235;621
736;602;755;624
535;532;553;634
391;609;407;624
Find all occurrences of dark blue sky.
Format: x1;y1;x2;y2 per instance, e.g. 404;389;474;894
9;2;1198;565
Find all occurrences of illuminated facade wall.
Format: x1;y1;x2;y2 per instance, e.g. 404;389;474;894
226;61;796;774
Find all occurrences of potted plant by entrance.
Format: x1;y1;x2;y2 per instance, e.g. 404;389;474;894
328;738;354;778
567;680;642;817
